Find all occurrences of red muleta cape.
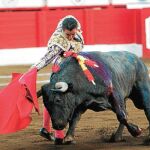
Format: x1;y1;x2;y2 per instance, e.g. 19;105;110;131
0;68;39;134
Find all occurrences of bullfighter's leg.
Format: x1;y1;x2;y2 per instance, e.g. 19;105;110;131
110;92;141;137
64;108;87;144
39;107;55;141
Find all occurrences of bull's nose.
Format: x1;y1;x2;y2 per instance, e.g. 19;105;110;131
52;120;66;130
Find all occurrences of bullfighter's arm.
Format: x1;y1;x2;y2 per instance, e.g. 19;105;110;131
32;45;64;71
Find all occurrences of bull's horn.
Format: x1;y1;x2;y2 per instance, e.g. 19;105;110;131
55;82;68;92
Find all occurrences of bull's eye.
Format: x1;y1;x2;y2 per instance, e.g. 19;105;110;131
55;97;62;103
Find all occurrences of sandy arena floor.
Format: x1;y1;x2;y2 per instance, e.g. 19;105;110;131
0;59;150;150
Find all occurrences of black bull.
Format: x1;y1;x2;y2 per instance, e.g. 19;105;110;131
38;51;150;143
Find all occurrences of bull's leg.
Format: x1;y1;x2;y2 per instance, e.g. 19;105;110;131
110;124;125;142
64;109;86;144
139;86;150;144
129;81;150;144
110;93;141;137
110;101;127;142
144;115;150;145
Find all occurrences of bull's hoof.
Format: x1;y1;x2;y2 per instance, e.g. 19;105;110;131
109;133;124;142
63;135;76;145
127;123;142;137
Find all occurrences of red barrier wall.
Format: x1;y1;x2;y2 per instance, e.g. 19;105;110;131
0;7;149;57
84;8;140;44
38;8;141;46
0;7;141;48
0;11;39;48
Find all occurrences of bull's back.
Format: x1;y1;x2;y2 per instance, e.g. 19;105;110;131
87;51;147;77
86;51;148;95
88;51;138;67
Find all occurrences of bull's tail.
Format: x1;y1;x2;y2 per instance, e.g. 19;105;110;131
37;89;42;98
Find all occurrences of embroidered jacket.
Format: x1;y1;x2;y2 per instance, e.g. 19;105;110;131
33;15;84;70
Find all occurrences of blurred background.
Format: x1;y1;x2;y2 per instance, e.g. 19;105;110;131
0;0;150;87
